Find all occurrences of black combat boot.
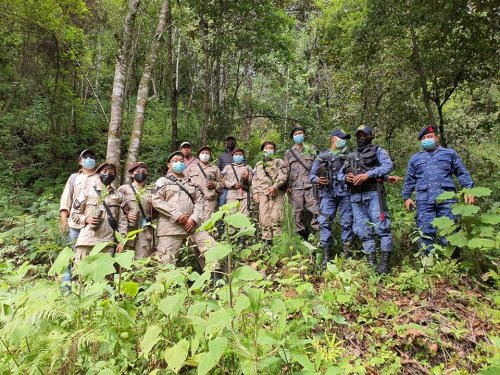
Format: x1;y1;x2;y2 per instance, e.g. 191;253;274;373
376;252;391;274
297;230;309;241
342;242;352;259
366;252;377;268
320;243;332;269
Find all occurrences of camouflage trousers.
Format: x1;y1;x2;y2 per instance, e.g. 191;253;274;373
257;192;284;241
290;187;319;232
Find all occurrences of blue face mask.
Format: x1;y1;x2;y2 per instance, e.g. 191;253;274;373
171;161;186;174
421;139;436;150
293;134;305;144
336;138;347;149
233;155;244;164
263;150;274;158
82;158;96;169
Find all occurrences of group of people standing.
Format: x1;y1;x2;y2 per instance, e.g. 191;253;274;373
59;123;474;277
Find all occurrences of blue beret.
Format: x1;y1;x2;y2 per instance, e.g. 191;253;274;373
417;125;438;139
356;125;374;136
330;128;351;139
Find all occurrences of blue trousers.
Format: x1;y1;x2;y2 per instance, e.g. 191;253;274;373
218;188;228;207
416;200;455;252
351;190;393;254
62;227;81;288
319;194;353;247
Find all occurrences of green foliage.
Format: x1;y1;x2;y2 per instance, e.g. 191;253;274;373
433;188;500;275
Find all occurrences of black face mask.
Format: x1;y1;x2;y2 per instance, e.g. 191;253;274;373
133;172;147;183
226;140;236;151
356;138;372;149
100;173;115;186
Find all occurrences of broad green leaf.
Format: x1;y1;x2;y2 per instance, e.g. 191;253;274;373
189;270;211;292
164;339;189;373
114;231;123;244
293;353;315;371
115;250;135;269
332;314;348;325
432;216;455;229
140;325;162;357
481;213;500;225
205;243;232;262
465;187;492;198
232;265;263;281
205;308;233;335
436;191;456;202
197;337;228;375
452;204;480;217
77;253;116;282
122;281;139;297
225;212;252;228
234;294;251;314
89;241;113;256
126;228;144;239
48;247;73;276
446;232;468;247
158;293;186;318
336;293;351;304
468;238;496;249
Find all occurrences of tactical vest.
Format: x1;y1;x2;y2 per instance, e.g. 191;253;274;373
346;144;380;193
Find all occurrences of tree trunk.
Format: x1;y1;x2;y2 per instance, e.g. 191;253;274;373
436;104;447;147
409;24;436;126
200;17;211;145
125;0;169;174
241;64;253;141
106;0;140;183
165;1;178;151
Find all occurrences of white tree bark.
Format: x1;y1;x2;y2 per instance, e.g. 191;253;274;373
125;0;170;172
106;0;140;182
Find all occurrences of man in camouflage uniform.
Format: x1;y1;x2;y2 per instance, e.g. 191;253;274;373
72;162;128;263
152;151;216;267
222;148;252;215
252;141;288;246
402;125;474;254
180;141;199;174
118;162;154;259
284;126;319;240
310;129;353;267
186;146;224;223
60;149;99;243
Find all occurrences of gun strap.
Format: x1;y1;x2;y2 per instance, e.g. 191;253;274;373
289;147;311;172
197;163;208;179
230;164;240;183
262;163;275;185
93;187;119;232
166;175;195;204
128;183;147;219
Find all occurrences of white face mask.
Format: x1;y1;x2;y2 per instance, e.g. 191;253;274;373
199;153;210;163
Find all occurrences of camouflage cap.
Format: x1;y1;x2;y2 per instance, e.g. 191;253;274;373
128;162;148;173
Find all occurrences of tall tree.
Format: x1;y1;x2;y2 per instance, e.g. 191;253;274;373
107;0;140;181
126;0;170;171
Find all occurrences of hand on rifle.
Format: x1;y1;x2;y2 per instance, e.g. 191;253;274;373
241;170;249;180
346;173;355;183
234;182;242;190
318;177;328;186
387;175;404;184
184;218;196;232
207;180;215;190
177;214;189;225
253;193;260;202
404;199;416;211
353;173;369;185
86;216;101;226
267;186;277;197
127;212;138;223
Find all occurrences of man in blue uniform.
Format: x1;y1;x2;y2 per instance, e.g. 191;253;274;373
310;128;353;268
402;125;474;253
340;125;394;274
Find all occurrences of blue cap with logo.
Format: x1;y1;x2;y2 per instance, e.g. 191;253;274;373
355;125;374;136
330;128;351;139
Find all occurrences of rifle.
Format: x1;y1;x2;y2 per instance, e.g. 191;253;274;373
376;178;388;221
